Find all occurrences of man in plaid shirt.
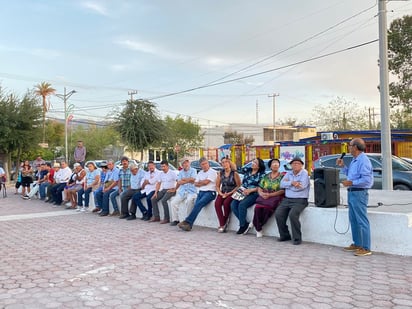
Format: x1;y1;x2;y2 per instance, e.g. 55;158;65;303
109;156;131;216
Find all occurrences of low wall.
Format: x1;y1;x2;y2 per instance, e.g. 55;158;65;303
87;187;412;256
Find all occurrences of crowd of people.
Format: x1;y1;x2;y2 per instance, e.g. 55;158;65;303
7;137;375;255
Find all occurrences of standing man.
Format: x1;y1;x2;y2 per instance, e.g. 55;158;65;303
170;159;197;226
275;157;310;245
337;138;374;256
74;141;87;167
178;157;217;232
150;160;177;224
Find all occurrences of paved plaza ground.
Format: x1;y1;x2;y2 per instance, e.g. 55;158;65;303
0;189;411;308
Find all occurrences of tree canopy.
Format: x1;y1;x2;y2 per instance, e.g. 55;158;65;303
114;99;165;160
388;15;412;110
311;97;369;131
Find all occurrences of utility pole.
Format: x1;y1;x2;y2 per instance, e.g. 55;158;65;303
56;87;76;162
378;0;393;190
268;93;279;142
256;99;259;125
128;90;138;101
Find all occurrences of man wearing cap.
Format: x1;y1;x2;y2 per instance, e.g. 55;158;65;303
119;163;145;220
95;159;120;216
170;158;197;226
275;157;310;245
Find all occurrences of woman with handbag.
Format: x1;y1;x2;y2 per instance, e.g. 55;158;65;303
214;158;241;233
245;158;285;237
231;158;266;234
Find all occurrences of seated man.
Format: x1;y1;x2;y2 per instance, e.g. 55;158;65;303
275;157;310;245
110;156;130;216
51;161;71;206
92;163;108;212
170;159;197;226
178;157;217;231
95;160;119;217
39;163;54;201
130;161;161;220
150;160;178;224
120;163;145;220
77;161;100;211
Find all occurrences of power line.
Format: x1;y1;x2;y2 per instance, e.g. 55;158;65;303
146;39;379;101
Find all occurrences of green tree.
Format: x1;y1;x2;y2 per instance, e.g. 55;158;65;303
34;82;56;143
0;87;42;175
312;97;369;131
114;99;165;160
71;124;120;159
164;116;204;164
223;130;254;145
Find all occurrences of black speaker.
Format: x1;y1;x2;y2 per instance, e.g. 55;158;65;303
314;168;340;207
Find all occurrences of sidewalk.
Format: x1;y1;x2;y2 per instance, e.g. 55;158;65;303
0;192;411;308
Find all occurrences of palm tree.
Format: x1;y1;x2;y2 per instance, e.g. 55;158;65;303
34;82;56;144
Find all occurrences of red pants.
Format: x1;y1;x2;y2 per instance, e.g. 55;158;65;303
214;195;233;227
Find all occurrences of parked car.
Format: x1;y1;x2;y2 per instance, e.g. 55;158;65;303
141;161;179;176
190;160;223;173
115;159;139;170
401;157;412;165
313;153;412;190
238;158;292;176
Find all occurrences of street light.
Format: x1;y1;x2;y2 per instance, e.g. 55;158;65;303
268;93;279;142
56;87;76;162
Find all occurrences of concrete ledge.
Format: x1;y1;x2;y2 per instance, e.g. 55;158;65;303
87;187;412;256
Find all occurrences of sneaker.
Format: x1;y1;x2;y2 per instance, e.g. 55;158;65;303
81;207;87;212
178;221;192;231
354;248;372;256
92;208;101;213
256;231;263;238
65;202;72;207
217;227;225;233
76;207;82;212
343;244;362;252
109;210;120;217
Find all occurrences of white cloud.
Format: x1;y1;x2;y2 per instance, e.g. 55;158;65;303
80;1;109;16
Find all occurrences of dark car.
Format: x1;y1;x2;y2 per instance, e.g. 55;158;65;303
238;159;292;175
190;160;223;173
313;153;412;190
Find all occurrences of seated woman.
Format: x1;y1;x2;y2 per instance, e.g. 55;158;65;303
215;158;241;233
231;158;266;234
77;161;100;211
65;163;86;209
245;158;285;237
21;160;34;198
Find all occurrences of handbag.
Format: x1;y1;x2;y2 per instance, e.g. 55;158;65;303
232;186;246;201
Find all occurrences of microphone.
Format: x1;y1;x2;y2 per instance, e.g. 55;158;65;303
340;152;346;159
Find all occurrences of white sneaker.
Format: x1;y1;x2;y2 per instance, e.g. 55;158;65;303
76;207;81;212
256;231;263;238
80;207;87;212
65;202;72;207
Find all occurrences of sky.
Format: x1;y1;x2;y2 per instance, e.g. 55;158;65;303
0;0;411;129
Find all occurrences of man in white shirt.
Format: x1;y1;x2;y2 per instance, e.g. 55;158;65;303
150;160;177;224
178;157;217;231
170;159;197;226
51;161;72;206
120;163;145;220
131;161;161;220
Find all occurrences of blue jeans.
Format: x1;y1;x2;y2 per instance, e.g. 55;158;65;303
109;189;120;211
39;182;51;200
132;191;155;217
95;188;116;214
231;192;258;227
348;190;370;250
185;191;216;226
78;187;92;207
